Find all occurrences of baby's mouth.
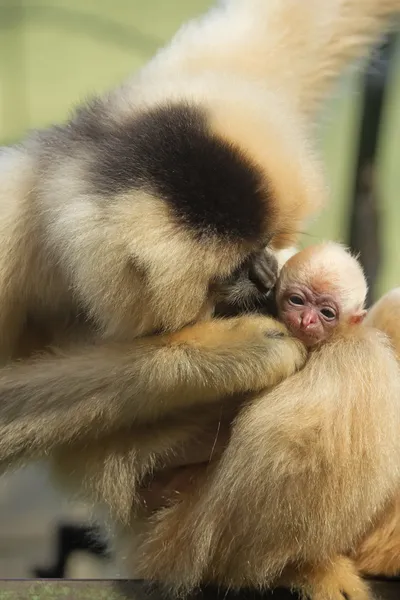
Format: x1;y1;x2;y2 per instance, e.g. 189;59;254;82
288;325;320;346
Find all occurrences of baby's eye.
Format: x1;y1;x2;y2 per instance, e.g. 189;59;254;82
289;295;304;306
320;307;336;320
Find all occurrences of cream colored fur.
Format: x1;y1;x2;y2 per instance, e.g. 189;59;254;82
0;0;397;598
0;316;306;518
139;0;400;117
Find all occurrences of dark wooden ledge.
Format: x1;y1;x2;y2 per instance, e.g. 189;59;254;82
0;579;399;600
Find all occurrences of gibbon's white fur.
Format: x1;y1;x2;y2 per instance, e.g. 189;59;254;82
0;0;398;598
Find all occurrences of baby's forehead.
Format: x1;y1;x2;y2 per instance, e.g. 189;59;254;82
306;273;339;295
280;247;367;309
288;254;343;287
293;268;344;302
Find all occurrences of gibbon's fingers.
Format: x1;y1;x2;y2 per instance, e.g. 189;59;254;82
0;316;306;469
247;249;279;294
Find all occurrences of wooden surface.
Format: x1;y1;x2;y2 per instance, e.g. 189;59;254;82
0;580;399;600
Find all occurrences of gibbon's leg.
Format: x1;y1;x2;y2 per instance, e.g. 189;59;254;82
0;315;306;470
136;328;400;597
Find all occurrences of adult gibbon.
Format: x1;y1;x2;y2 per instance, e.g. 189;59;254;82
0;0;330;515
0;0;398;598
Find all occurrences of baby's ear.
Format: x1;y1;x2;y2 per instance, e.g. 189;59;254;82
349;309;367;325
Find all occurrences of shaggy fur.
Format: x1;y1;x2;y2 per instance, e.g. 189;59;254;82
0;0;398;598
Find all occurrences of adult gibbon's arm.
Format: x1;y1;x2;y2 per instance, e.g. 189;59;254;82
146;0;400;117
137;327;400;595
0;316;306;467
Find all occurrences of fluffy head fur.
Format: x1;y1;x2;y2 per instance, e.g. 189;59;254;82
277;242;367;317
275;242;368;346
5;0;398;347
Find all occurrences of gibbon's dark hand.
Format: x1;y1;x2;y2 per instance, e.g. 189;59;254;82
214;249;279;318
248;249;278;294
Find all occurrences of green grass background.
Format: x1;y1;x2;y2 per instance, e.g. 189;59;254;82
0;0;399;297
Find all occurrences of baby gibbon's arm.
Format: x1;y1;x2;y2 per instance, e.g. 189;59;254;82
0;316;306;468
137;328;400;595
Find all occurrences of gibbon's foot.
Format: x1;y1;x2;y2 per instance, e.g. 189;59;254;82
284;557;373;600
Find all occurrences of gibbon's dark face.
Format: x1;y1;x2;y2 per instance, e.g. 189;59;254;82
213;249;279;318
56;100;281;324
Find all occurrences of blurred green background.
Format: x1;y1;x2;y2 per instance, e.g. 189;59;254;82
0;0;399;297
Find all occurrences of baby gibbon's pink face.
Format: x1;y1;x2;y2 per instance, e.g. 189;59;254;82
278;284;341;347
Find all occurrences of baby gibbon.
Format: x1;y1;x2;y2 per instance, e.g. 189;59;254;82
276;242;367;346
